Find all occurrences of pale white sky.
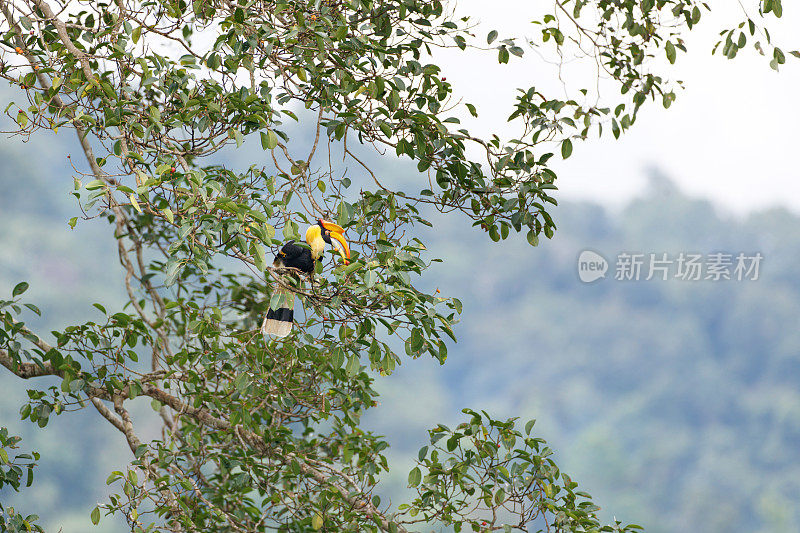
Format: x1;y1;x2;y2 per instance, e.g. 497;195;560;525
438;1;800;214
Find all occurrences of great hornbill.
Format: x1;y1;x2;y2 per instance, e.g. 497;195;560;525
261;219;350;338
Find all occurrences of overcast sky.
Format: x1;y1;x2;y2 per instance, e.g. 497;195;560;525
436;1;800;215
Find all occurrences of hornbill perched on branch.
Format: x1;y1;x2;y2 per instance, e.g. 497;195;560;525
261;219;350;338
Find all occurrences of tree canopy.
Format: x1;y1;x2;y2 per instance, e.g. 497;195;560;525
0;0;793;532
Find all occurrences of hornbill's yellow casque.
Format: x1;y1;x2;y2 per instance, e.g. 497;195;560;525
261;219;350;338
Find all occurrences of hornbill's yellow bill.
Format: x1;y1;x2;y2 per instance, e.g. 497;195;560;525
319;219;350;265
261;219;350;338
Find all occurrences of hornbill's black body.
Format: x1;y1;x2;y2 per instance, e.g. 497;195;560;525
262;240;319;327
273;240;318;274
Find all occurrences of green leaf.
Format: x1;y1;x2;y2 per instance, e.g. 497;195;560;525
612;118;621;139
410;328;423;352
665;41;676;64
129;193;142;214
333;24;348;40
498;46;509;64
561;138;573;159
261;129;278;150
252;243;266;271
418;446;428;461
408;467;421;487
312;513;323;530
487;30;498;44
91;506;100;525
526;230;539;247
525;419;536;435
162;208;174;224
12;281;29;297
345;355;360;377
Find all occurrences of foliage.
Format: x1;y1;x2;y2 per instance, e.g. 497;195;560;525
0;0;793;532
0;428;41;533
403;410;640;533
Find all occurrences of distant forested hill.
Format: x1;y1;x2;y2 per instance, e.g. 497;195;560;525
370;172;800;533
2;120;799;533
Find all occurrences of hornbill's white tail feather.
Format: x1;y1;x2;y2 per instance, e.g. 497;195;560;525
261;286;295;338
